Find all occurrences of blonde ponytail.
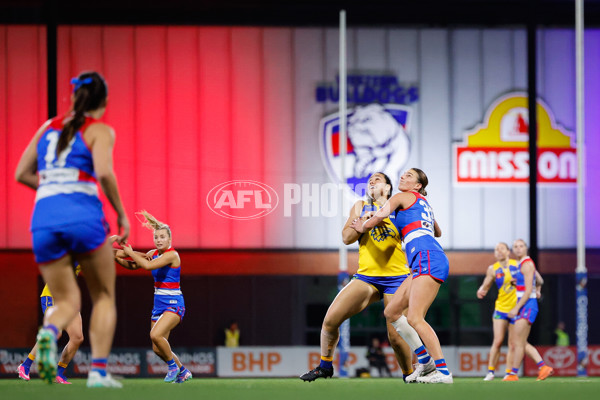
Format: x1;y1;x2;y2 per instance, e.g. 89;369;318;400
136;210;171;238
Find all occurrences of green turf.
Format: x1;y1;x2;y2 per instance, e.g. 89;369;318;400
2;377;599;400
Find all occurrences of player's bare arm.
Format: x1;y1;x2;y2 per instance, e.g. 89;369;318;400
477;265;495;299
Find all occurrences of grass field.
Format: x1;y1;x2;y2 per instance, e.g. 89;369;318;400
1;377;599;400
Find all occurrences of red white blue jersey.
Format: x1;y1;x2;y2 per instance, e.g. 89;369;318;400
151;248;182;296
389;192;443;256
391;192;435;242
31;116;104;230
512;256;537;302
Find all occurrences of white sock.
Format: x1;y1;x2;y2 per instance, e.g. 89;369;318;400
391;315;424;351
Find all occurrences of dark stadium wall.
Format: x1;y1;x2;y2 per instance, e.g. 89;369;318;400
2;249;598;347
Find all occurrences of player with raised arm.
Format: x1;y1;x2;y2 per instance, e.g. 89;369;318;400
477;242;553;381
115;211;192;383
300;172;432;383
353;168;452;384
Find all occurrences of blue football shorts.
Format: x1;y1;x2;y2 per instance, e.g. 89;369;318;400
353;274;410;298
151;295;186;322
411;250;449;283
32;218;108;264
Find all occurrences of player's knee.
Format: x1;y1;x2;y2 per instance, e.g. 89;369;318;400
71;331;84;346
150;331;162;344
383;307;401;322
150;332;160;347
406;314;423;328
322;317;340;333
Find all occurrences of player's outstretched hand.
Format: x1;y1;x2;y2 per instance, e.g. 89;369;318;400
115;214;130;245
122;243;134;256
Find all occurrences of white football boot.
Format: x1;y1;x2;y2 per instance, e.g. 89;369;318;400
405;359;436;383
417;370;454;384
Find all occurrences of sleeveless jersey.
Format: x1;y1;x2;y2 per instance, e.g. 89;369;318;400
31;116;104;230
357;201;410;277
511;256;537;302
492;259;518;313
225;329;240;347
151;248;182;296
389;192;443;260
40;265;82;298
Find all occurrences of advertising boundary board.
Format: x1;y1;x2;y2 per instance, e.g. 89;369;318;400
3;346;599;378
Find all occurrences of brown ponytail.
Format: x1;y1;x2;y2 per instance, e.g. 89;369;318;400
411;168;429;196
57;72;107;157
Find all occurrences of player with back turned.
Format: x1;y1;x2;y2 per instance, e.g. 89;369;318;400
15;71;129;387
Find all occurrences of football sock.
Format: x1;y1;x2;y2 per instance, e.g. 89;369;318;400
91;358;108;377
57;362;68;378
402;366;414;381
415;345;431;364
167;359;177;370
23;355;34;370
435;359;450;375
488;366;495;375
537;360;546;369
319;356;333;370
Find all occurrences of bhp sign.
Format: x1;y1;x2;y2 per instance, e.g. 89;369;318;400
216;346;396;377
454;93;576;185
206;180;279;220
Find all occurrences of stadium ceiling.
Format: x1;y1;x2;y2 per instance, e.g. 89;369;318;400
2;0;600;26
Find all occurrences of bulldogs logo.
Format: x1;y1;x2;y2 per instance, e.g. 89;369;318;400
320;103;412;197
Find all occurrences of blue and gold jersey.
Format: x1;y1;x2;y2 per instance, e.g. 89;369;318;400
357;201;410;277
493;260;518;313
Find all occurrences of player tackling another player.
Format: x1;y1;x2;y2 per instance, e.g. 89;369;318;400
354;169;452;384
299;172;433;383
